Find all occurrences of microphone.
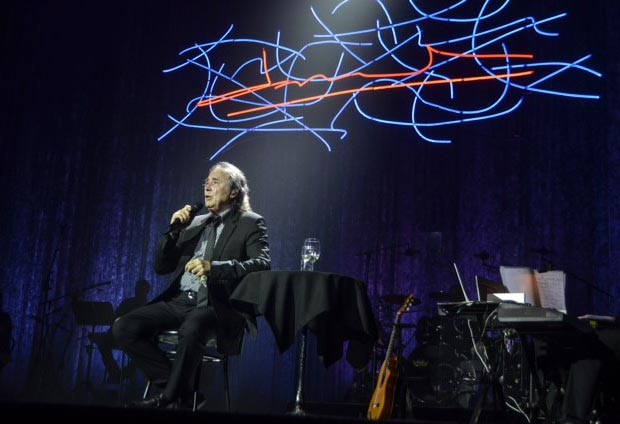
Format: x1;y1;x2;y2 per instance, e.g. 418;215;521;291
165;202;203;235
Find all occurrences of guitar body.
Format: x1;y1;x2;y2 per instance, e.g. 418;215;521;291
367;355;399;420
367;294;415;421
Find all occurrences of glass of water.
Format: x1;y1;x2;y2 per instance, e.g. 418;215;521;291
300;238;321;271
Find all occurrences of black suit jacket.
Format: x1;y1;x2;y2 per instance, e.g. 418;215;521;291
153;208;271;354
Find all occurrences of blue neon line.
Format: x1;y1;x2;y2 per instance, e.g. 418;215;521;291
409;0;510;23
159;1;601;156
310;6;367;64
163;56;337;151
491;59;602;78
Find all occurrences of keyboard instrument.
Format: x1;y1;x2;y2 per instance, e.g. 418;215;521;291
437;301;499;317
495;303;592;334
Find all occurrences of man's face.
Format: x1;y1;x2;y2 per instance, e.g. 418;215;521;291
204;168;236;214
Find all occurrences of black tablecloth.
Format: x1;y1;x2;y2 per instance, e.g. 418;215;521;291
230;270;378;369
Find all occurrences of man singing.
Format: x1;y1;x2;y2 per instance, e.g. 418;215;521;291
113;161;271;409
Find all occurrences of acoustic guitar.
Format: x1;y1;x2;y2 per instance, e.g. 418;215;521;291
367;294;415;421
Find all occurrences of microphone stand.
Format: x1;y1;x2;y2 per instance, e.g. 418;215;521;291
358;249;377;390
530;250;616;309
559;267;616;309
28;224;65;396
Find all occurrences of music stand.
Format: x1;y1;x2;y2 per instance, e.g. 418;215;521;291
73;301;114;326
72;301;115;396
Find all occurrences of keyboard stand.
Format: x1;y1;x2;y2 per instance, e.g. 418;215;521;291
436;301;506;423
468;336;506;424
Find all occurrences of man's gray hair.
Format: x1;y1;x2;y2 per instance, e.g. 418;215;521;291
208;161;252;212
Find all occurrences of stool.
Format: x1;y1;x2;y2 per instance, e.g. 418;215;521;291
142;330;230;412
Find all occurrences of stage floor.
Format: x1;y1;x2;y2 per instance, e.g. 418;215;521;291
0;400;547;424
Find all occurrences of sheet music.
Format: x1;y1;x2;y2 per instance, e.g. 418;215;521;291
534;270;567;313
499;266;540;306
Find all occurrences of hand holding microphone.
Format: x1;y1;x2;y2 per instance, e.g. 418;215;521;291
165;202;203;235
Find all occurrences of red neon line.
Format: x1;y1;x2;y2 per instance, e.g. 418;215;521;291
196;46;534;116
428;46;533;59
263;48;272;85
198;45;435;108
226;70;533;117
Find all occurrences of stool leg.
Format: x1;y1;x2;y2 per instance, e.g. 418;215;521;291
117;353;125;405
143;380;151;400
223;356;230;412
193;361;203;412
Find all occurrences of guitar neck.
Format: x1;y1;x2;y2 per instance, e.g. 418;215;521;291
381;294;413;363
384;316;402;359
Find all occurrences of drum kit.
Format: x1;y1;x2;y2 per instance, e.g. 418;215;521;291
374;291;482;410
350;289;483;409
403;312;483;409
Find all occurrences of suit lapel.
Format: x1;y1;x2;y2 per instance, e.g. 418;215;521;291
213;210;239;260
181;214;209;243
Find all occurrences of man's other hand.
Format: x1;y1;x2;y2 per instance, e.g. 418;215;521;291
185;258;211;277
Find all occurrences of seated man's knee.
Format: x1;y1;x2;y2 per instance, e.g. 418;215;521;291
112;316;134;347
178;322;214;346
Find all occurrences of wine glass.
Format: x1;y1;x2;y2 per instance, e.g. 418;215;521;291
300;238;321;271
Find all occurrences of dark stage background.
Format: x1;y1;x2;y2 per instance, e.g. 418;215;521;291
0;0;619;415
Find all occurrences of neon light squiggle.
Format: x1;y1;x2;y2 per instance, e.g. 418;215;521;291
159;1;601;159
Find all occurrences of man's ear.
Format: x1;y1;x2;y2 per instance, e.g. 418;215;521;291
230;187;239;199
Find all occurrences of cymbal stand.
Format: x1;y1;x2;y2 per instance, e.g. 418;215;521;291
358;248;379;386
355;243;414;385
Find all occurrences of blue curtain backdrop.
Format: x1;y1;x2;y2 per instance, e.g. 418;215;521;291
0;0;618;413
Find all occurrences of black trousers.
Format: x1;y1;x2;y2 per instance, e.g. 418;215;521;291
112;291;218;401
561;327;620;422
563;357;603;422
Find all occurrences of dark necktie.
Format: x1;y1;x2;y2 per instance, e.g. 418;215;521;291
197;216;222;306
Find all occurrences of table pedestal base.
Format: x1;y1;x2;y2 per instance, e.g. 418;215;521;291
289;327;308;415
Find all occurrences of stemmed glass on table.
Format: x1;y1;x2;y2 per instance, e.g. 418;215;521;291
300;238;320;271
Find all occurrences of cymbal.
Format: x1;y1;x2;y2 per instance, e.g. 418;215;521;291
428;291;455;301
381;294;422;306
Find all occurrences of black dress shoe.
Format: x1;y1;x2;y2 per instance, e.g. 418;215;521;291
128;393;175;409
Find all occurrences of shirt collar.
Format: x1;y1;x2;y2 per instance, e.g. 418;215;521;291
208;207;231;225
